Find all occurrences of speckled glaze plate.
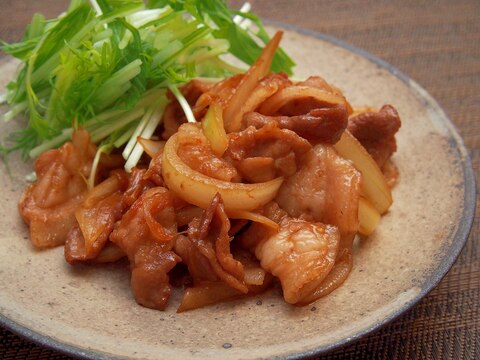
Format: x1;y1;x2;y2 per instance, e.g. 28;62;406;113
0;25;475;359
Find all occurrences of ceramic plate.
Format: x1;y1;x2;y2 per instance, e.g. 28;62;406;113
0;25;475;359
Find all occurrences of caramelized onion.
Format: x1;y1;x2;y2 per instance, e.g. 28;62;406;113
259;85;344;115
162;132;284;212
333;130;393;214
297;248;352;305
228;210;279;231
201;101;228;157
358;197;381;235
138;137;165;158
177;282;241;313
223;31;283;132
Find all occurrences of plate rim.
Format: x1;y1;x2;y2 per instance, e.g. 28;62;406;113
0;22;476;360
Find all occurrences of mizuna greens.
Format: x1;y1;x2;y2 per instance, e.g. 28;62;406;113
0;0;294;170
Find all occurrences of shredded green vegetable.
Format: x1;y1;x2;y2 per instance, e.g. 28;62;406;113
0;0;295;170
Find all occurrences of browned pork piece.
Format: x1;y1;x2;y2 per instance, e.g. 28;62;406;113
64;172;127;264
176;194;277;312
255;219;340;305
347;105;401;168
18;129;96;248
275;144;361;301
238;141;361;305
64;168;153;264
282;76;352;115
176;123;239;182
176;248;273;312
175;193;247;294
276;144;362;241
237;75;351;145
110;187;181;310
226;122;311;182
239;202;340;305
243;104;348;144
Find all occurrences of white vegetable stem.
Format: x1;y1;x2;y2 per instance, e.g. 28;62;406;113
87;144;110;190
90;107;145;143
168;84;197;124
233;3;251;23
122;105;156;160
89;0;103;16
124;99;167;172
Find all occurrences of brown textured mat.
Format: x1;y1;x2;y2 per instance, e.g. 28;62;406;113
0;0;478;359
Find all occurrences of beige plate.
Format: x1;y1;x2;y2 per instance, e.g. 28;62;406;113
0;26;475;359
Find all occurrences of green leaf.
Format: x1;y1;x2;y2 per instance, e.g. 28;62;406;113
33;4;96;69
1;0;296;167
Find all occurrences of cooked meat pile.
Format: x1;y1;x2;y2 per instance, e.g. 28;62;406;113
19;39;401;311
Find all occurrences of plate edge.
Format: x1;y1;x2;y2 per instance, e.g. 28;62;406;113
0;22;476;360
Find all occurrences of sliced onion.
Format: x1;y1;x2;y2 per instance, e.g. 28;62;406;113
93;243;126;263
162;133;284;213
228;209;279;231
201;101;228;157
177;282;241;312
349;107;377;118
297;248;352;305
334;130;392;214
358;197;381;235
230;74;289;131
137;137;165;159
223;31;283;132
259;85;344;115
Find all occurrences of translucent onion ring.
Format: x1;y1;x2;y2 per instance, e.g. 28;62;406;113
162;133;284;213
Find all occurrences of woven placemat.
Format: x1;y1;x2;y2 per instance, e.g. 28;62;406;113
0;0;478;359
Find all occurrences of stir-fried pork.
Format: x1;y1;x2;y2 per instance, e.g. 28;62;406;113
162;79;212;139
19;129;96;248
276;144;362;242
243;104;348;143
65;168;153;263
175;193;247;293
18;49;401;312
227;122;311;182
177;123;239;182
110;187;181;310
347;105;401;168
